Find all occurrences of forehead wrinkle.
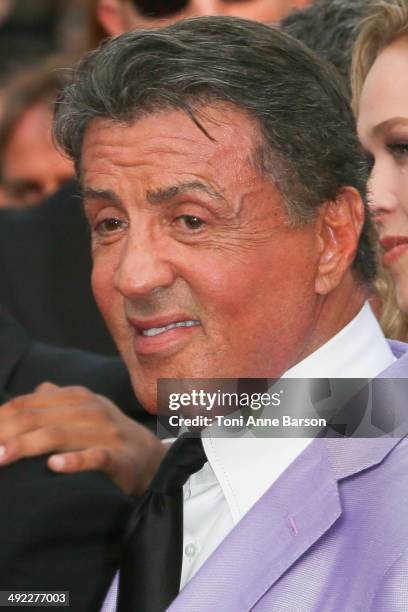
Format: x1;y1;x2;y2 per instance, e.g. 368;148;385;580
146;180;225;205
83;139;213;173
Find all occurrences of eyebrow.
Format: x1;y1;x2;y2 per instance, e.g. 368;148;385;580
82;180;225;211
82;187;122;207
373;117;408;136
146;180;225;205
3;179;40;191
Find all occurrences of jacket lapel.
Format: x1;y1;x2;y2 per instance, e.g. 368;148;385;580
168;439;341;611
169;346;408;611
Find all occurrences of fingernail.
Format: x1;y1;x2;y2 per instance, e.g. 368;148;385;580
49;455;65;470
0;446;7;461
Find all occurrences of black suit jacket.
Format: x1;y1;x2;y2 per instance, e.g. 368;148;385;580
0;180;116;355
0;310;156;609
0;457;133;611
0;305;154;427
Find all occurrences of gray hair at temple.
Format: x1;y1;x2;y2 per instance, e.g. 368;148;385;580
54;16;376;284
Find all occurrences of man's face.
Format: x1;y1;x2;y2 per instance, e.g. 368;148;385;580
2;101;74;207
82;106;324;412
119;0;310;30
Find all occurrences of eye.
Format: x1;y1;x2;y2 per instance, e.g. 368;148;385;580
387;142;408;158
4;180;42;204
176;214;206;231
94;217;127;235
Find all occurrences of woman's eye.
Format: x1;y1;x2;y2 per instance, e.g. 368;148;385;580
388;143;408;158
177;215;206;230
95;218;126;234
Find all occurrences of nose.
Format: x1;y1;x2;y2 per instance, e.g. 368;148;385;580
114;231;176;300
368;159;399;217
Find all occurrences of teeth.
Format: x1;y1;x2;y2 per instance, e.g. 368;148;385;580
141;320;199;337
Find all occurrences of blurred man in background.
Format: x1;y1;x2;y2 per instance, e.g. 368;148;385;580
0;53;116;352
96;0;311;38
0;55;75;208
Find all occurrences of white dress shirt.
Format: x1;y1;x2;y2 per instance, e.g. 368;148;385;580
102;302;396;610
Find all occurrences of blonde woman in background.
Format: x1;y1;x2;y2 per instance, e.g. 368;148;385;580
353;0;408;340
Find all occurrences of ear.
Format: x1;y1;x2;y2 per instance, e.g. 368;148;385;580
315;187;365;296
97;0;127;36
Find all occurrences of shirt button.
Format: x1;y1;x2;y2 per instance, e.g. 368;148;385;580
184;543;197;558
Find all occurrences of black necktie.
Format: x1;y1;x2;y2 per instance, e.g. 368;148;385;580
117;434;207;612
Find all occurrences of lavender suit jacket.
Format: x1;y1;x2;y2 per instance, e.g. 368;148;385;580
168;341;408;612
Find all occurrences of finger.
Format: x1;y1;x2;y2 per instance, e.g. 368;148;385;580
48;447;112;474
0;402;47;439
34;382;60;393
0;425;107;465
0;386;99;423
48;448;136;494
0;393;45;421
0;428;69;465
0;395;118;439
0;403;74;441
0;391;72;424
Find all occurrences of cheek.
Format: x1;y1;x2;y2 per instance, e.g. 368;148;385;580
399;169;408;214
259;235;319;313
198;242;318;376
368;159;390;202
369;158;408;214
192;233;317;323
91;250;120;328
187;249;265;307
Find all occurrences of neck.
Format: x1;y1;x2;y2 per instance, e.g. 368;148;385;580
294;273;368;367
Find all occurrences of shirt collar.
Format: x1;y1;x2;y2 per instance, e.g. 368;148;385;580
201;302;396;524
283;302;395;378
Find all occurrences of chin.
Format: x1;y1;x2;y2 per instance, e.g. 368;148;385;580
131;375;158;414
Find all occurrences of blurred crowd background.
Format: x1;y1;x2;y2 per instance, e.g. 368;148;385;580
0;1;90;83
1;0;405;360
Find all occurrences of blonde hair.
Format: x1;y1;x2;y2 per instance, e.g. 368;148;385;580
351;0;408;341
376;266;408;339
352;0;408;114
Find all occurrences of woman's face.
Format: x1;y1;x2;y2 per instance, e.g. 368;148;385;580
358;37;408;313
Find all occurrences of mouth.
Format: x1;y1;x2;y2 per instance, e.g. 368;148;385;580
140;319;199;337
380;236;408;267
128;315;201;356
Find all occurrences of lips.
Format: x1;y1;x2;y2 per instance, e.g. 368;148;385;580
128;314;201;356
129;314;200;334
140;320;199;337
380;236;408;251
380;236;408;267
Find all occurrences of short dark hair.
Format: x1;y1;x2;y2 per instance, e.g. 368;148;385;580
281;0;373;87
54;16;376;284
